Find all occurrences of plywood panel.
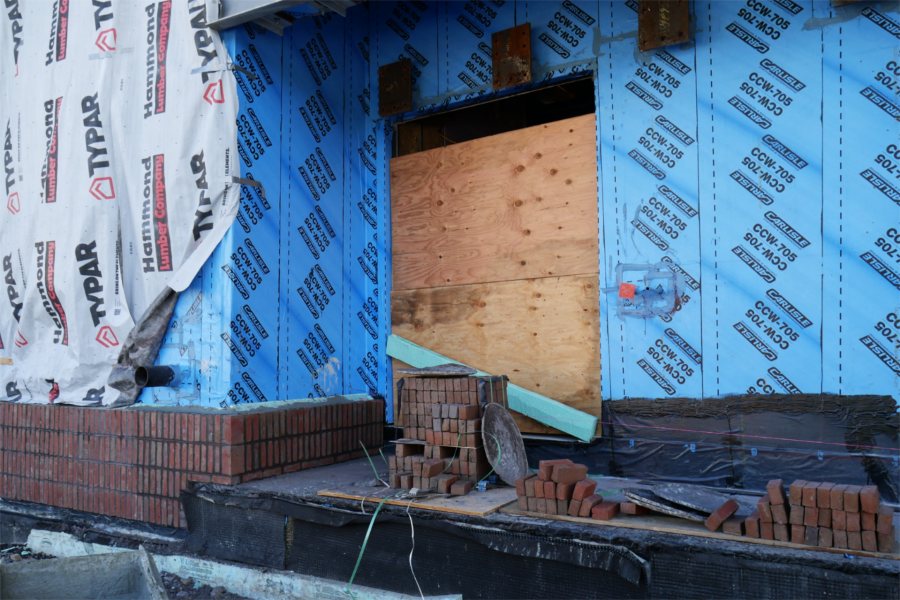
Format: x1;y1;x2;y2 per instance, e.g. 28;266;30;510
391;275;600;433
390;114;599;291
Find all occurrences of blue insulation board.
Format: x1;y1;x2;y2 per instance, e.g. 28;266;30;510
143;0;898;413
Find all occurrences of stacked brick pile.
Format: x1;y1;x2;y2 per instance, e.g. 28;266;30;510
737;480;894;553
515;459;619;520
387;375;505;495
0;398;384;527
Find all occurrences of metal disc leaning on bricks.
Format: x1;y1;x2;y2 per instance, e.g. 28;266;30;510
623;488;708;522
481;403;528;485
395;363;477;377
653;482;755;516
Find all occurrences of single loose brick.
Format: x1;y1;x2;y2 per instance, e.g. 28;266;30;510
579;494;603;518
568;499;582;517
818;508;831;528
801;482;818;507
818;527;833;548
723;518;744;536
877;532;894;553
543;481;556;500
789;480;807;504
846;512;861;533
538;459;572;481
803;507;819;527
789;505;804;525
859;486;879;514
861;530;878;552
791;524;805;544
705;499;739;532
774;524;789;542
572;479;597;501
620;501;650;516
771;503;788;525
847;531;862;551
525;477;537;497
516;474;535;497
450;480;473;496
437;474;458;494
816;482;834;509
745;511;760;538
861;511;876;531
761;522;775;540
804;526;818;546
757;495;773;523
766;479;786;505
876;506;893;535
843;485;861;513
830;484;846;511
833;510;847;530
422;458;444;478
556;482;575;501
833;529;848;549
551;464;588;485
591;501;619;521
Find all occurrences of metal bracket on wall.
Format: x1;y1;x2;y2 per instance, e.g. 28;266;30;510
610;262;681;319
492;23;532;90
378;59;413;117
638;0;691;52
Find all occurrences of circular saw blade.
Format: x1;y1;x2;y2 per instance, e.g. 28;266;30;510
481;403;528;485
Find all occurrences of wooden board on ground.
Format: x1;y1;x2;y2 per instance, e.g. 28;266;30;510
319;486;517;517
392;275;600;434
501;505;899;561
390;114;598;291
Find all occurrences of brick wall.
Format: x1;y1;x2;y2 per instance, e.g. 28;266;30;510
0;397;383;527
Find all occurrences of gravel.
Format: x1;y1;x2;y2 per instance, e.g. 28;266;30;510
160;572;249;600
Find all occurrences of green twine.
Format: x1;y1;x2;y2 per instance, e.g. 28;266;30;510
345;495;389;595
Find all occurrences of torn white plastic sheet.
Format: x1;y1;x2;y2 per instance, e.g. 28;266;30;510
0;0;238;405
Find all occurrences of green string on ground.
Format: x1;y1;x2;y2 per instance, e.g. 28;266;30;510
345;495;389;596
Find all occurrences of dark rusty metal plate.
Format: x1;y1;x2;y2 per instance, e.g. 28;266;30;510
653;483;754;516
638;0;691;52
492;23;532;90
482;403;528;485
624;488;708;522
378;59;412;117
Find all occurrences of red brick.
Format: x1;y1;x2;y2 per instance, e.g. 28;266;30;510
616;497;652;515
817;508;832;528
877;532;894;554
555;482;576;501
789;505;804;525
861;511;876;531
803;506;819;527
705;499;739;532
818;527;833;548
829;484;846;510
801;481;818;507
847;531;862;551
788;480;806;504
516;474;535;497
526;497;537;513
832;509;846;530
846;511;861;532
861;530;878;552
543;480;556;500
803;526;819;546
843;485;861;512
591;501;619;521
551;464;588;485
876;506;893;535
568;500;582;517
579;494;603;518
774;523;788;542
517;496;528;511
534;478;545;498
546;496;558;515
572;479;597;502
766;479;786;505
757;495;773;523
722;518;744;536
833;529;848;549
791;524;805;544
859;485;879;514
436;474;458;494
422;459;444;478
816;482;834;509
524;477;537;497
771;503;788;525
537;459;573;481
450;480;473;496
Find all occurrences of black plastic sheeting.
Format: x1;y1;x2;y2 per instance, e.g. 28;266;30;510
528;394;900;501
181;485;900;599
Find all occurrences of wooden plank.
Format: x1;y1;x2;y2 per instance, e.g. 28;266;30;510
501;506;899;561
318;486;517;517
390;114;598;291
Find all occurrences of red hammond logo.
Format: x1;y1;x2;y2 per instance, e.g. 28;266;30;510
45;0;70;65
89;177;115;200
95;325;118;348
14;331;27;348
95;28;117;52
203;80;225;105
7;192;20;214
41;97;62;204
